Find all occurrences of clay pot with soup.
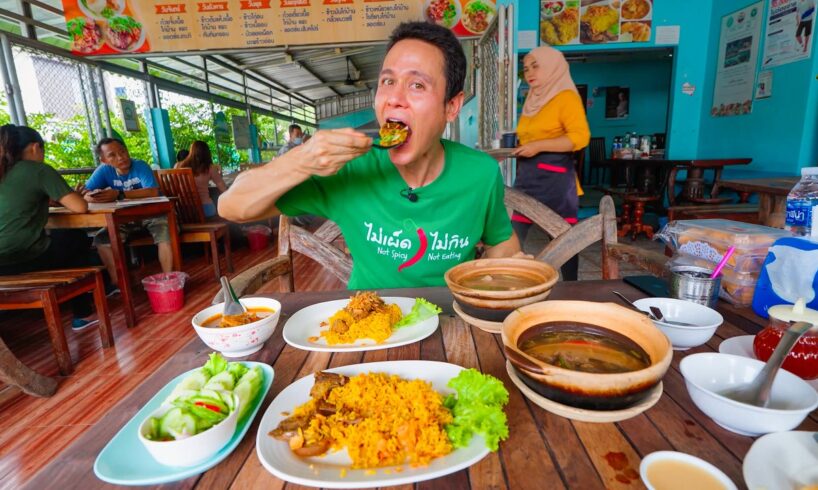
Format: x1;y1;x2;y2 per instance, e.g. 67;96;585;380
753;299;818;380
502;301;672;410
445;258;558;322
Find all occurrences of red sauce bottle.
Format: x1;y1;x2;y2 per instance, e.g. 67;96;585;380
753;300;818;380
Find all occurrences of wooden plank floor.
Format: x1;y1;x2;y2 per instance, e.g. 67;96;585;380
0;229;658;488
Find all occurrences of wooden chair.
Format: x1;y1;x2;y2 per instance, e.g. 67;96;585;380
134;168;233;281
586;137;608;185
505;187;669;279
0;267;113;395
213;189;671;303
212;216;350;303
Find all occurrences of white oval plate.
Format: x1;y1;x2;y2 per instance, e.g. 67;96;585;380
282;297;439;352
255;360;489;488
743;431;818;490
719;335;818;393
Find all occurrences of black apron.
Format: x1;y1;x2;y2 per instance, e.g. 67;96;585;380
513;151;578;220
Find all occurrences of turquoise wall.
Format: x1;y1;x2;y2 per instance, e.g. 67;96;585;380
515;1;716;159
513;0;817;173
571;59;672;161
458;93;480;148
698;0;818;177
319;108;376;129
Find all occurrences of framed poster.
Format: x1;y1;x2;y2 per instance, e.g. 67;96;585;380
118;98;139;132
762;0;815;68
711;2;763;117
605;86;630;119
540;0;653;46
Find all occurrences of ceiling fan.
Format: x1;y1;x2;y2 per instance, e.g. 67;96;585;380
298;57;376;91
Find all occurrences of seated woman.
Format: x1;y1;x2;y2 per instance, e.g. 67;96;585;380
175;141;227;219
0;124;99;330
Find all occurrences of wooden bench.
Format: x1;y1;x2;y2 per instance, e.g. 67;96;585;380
667;202;759;223
0;267;113;396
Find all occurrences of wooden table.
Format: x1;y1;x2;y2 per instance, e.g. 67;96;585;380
47;198;182;328
716;177;799;228
26;281;818;489
667;158;752;205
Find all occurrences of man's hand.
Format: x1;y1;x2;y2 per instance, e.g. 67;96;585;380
293;128;372;177
84;188;118;203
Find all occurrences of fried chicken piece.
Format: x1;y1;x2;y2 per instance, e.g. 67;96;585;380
309;371;349;400
345;291;387;320
269;413;312;440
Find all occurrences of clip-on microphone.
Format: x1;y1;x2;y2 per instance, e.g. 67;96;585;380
400;187;419;202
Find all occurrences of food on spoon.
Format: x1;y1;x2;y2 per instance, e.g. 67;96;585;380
143;353;264;441
379;121;409;147
269;368;508;467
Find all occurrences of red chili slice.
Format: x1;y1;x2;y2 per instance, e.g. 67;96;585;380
194;401;222;413
398;227;427;272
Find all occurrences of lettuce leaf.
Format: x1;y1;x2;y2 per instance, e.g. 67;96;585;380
202;352;228;378
394;298;442;329
444;368;509;451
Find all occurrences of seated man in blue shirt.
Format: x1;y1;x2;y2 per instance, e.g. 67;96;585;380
82;138;172;288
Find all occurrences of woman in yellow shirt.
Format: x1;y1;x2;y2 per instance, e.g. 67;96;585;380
511;45;590;280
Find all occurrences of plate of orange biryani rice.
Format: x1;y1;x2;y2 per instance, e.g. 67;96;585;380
255;360;508;488
282;292;441;352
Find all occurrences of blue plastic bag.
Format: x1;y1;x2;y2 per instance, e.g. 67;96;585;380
752;236;818;318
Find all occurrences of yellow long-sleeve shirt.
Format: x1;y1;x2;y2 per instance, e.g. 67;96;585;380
516;90;590;151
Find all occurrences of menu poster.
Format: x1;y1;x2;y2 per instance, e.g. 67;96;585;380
64;1;495;57
762;0;815;68
422;0;496;37
711;2;764;118
540;0;652;46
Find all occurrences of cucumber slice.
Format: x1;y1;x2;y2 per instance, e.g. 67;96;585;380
232;381;253;420
178;369;209;391
204;371;235;391
160;407;197;439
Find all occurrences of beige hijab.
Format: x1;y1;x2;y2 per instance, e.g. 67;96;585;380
521;46;578;118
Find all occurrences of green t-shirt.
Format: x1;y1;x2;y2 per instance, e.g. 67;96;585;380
0;160;73;265
277;139;512;289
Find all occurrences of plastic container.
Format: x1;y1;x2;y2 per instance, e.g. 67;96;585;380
141;272;189;313
244;225;272;251
753;299;818;380
719;268;759;306
753;236;818;318
656;219;792;274
785;167;818;236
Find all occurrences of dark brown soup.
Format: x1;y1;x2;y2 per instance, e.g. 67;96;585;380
459;272;542;291
518;322;651;374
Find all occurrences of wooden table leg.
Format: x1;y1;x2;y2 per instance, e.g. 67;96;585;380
40;288;72;375
107;214;136;328
93;270;114;348
667;166;679;206
166;207;182;271
761;194;787;229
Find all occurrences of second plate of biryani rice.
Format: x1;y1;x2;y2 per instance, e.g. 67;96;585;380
282;294;440;352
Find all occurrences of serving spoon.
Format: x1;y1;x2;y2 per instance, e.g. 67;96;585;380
719;321;813;407
612;291;697;326
372;138;405;150
220;276;246;317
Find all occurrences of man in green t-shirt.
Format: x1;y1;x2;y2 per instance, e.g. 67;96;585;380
219;22;521;289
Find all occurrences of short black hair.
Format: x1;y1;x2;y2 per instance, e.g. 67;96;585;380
95;137;126;158
386;21;466;103
288;124;302;134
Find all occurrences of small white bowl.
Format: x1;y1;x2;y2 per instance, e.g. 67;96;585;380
138;395;239;467
192;297;282;358
680;353;818;436
640;451;736;490
633;297;723;350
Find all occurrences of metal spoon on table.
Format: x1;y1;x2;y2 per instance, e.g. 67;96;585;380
612;291;697;326
220;276;245;317
720;321;813;408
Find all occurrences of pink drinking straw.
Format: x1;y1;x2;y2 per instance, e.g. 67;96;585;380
711;246;736;279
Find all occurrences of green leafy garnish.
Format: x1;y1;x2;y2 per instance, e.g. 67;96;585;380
202;351;228;377
443;368;509;451
394;298;441;329
66;18;86;38
467;1;494;15
108;16;141;33
101;6;115;19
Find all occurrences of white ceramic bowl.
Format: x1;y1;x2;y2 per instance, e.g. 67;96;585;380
192;297;282;358
633;297;723;350
680;353;818;436
138;395;239;467
640;451;736;490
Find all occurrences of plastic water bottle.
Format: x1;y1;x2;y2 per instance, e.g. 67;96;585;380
785;167;818;236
